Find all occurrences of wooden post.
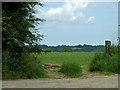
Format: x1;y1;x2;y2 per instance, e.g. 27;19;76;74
105;41;111;56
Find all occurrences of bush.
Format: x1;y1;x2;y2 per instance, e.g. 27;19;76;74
89;45;119;73
44;48;52;52
58;47;73;52
2;50;47;80
59;61;82;78
111;45;118;55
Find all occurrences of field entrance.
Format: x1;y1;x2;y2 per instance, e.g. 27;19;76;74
38;52;95;69
32;52;113;78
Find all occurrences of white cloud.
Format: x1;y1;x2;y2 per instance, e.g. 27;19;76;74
87;16;96;23
35;1;96;28
43;0;119;2
37;1;88;17
72;16;76;21
47;8;63;16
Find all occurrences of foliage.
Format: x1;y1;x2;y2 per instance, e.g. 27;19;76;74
89;45;119;73
2;2;44;53
44;48;53;52
2;50;47;80
111;45;118;55
59;61;82;78
58;47;73;52
25;45;42;53
40;44;105;52
2;2;46;79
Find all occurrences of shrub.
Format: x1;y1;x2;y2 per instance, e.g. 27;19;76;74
89;48;118;73
58;47;73;52
2;50;47;80
44;48;52;52
59;61;82;78
111;45;118;55
19;53;47;79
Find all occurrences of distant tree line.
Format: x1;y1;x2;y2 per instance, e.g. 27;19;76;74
23;44;105;52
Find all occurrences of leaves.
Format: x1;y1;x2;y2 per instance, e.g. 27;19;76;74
2;2;45;52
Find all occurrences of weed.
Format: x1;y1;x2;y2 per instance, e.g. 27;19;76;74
89;45;118;73
59;61;82;78
2;50;47;80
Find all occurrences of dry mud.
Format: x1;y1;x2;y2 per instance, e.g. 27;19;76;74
2;74;118;88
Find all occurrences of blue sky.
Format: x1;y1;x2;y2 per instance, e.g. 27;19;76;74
35;1;118;46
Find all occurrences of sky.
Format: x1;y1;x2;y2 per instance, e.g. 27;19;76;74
34;1;118;46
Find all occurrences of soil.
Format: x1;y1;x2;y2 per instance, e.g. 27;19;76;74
2;69;118;88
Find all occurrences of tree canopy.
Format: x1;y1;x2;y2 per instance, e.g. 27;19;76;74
59;47;73;52
2;2;44;53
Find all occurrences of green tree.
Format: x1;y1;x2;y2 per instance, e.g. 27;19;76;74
2;2;47;79
59;47;73;52
2;2;44;54
28;45;42;53
44;48;53;52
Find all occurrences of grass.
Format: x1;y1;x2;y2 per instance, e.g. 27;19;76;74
89;45;119;73
3;50;118;80
33;52;95;70
89;53;118;73
3;50;48;80
59;61;82;78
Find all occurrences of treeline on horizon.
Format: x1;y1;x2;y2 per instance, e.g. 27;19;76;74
23;44;105;52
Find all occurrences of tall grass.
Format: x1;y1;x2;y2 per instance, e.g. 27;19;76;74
59;61;82;78
2;50;47;80
89;45;119;73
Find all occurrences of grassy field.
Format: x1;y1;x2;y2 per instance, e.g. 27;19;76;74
34;52;96;70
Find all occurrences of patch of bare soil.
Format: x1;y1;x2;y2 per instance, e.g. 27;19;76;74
2;65;118;88
2;74;118;88
47;70;65;78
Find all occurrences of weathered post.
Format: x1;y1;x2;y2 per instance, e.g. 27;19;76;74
105;41;111;56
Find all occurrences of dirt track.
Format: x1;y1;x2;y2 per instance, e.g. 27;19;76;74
2;74;118;88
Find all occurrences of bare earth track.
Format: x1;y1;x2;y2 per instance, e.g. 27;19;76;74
2;70;118;88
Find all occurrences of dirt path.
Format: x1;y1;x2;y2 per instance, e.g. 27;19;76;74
2;70;118;88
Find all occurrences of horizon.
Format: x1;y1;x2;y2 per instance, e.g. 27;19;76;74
40;43;106;46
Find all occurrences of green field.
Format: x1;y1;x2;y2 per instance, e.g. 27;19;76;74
34;52;96;70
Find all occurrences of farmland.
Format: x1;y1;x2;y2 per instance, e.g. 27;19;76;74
33;52;96;70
